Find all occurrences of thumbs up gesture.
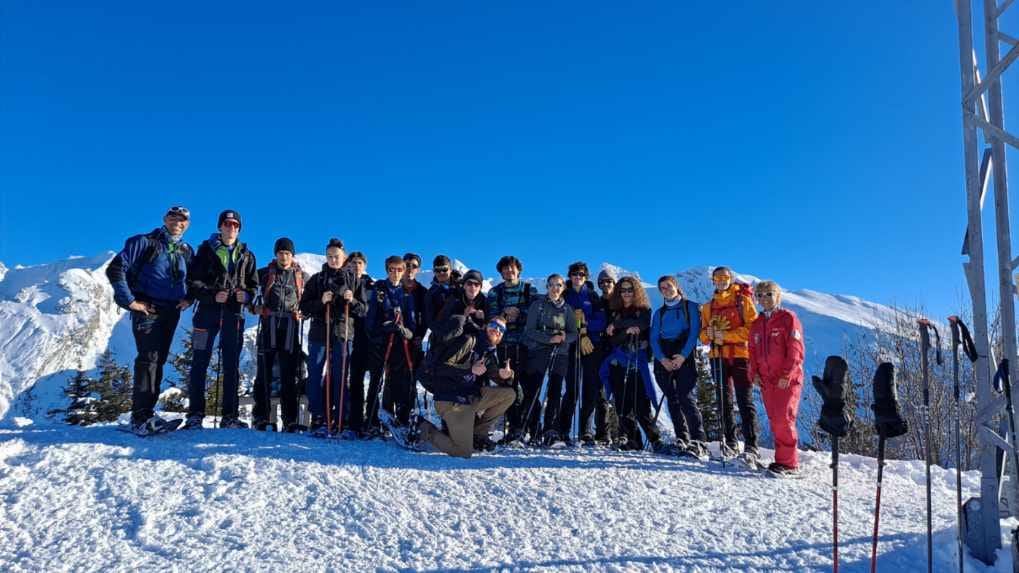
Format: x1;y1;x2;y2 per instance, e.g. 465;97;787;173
499;358;514;380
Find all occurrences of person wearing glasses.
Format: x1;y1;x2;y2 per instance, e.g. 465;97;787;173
343;251;378;437
699;266;760;466
519;274;578;446
650;275;707;459
185;210;258;430
367;256;417;427
487;256;539;444
425;255;457;329
401;253;428;371
601;277;670;453
438;270;489;335
385;316;517;458
558;261;609;446
748;280;805;477
594;269;620;443
106;206;194;436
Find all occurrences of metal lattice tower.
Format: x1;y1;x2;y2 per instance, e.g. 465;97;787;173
954;0;1019;565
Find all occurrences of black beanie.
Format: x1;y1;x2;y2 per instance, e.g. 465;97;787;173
274;237;295;254
218;209;242;229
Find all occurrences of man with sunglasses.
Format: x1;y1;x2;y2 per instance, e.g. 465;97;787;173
185;209;258;430
699;266;760;465
425;255;457;329
558;261;609;447
748;281;805;477
401;253;428;359
366;255;417;427
107;206;194;435
386;316;517;458
486;256;538;444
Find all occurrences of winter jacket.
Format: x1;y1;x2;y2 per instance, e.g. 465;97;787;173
606;305;652;352
366;279;416;344
187;233;257;314
650;297;701;362
486;281;538;344
424;315;513;404
564;281;607;344
523;296;578;375
699;283;758;359
351;274;375;352
748;307;805;386
437;289;490;336
107;227;193;310
403;279;428;340
300;264;369;344
425;281;456;329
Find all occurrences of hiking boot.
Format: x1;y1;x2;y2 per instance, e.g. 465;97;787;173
132;416;176;436
767;462;801;478
737;449;762;469
473;435;497;452
181;415;204;431
284;423;307;434
651;441;675;455
252;418;276;432
682;440;709;460
673;437;689;452
500;430;524;446
580;433;596;446
219;417;249;430
718;442;739;459
562;436;578;448
541;430;561;447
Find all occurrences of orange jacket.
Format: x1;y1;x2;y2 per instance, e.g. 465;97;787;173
699;283;758;359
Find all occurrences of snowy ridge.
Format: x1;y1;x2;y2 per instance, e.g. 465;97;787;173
1;253;905;421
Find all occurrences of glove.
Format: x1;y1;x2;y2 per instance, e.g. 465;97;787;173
872;362;908;439
574;309;586;328
811;355;852;438
399;326;414;340
579;335;595;356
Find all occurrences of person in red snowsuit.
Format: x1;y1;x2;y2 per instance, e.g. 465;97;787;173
748;280;805;475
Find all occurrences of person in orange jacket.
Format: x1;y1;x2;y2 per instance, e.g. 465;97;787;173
748;280;805;477
700;266;760;464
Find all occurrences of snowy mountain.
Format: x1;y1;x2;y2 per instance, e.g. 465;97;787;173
0;253;901;423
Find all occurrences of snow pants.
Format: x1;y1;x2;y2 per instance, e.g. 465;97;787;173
252;316;302;427
712;357;758;451
653;353;706;443
130;307;181;424
560;342;607;439
420;387;516;458
189;305;244;420
760;379;802;468
306;339;351;429
377;336;416;426
348;340;379;433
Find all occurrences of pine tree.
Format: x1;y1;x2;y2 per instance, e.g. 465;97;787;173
93;349;132;423
64;365;98;425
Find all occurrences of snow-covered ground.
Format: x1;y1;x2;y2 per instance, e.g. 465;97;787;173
0;418;1013;572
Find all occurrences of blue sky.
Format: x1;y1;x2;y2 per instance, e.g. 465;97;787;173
1;1;1014;318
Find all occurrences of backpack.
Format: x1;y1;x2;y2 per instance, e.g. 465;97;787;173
260;261;305;313
126;230;193;291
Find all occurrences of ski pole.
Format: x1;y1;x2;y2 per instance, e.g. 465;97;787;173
871;435;886;573
917;319;942;573
522;344;560;443
337;302;350;434
710;342;728;468
324;302;333;432
948;316;978;573
832;433;840;573
215;302;225;429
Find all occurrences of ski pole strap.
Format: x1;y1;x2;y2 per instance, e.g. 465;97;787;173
994;359;1011;395
948;316;979;363
917;319;944;366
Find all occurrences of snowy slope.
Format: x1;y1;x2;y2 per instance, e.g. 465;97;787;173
0;254;903;422
0;421;1013;572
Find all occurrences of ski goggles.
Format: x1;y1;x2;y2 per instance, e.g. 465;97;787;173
487;321;507;334
165;206;190;220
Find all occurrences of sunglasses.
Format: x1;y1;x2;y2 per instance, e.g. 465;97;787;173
434;267;450;273
620;288;634;294
598;279;614;285
757;292;777;298
166;206;190;220
487;321;507;334
464;280;482;287
387;267;406;273
221;220;240;229
570;272;586;278
405;263;420;270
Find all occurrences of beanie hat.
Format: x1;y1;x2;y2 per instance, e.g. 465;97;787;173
463;270;483;285
218;209;242;229
274;237;295;254
597;269;617;283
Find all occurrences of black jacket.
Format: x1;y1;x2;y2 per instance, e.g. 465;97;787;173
256;262;308;315
187;234;257;313
607;305;651;351
437;289;490;336
426;315;512;404
300;264;368;344
425;281;456;330
403;279;428;340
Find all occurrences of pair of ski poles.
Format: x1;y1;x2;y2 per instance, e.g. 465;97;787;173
324;300;351;434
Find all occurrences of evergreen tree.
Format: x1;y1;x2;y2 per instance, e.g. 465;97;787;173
695;349;721;442
64;365;97;425
93;349;132;422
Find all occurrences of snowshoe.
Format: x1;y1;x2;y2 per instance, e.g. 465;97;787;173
766;462;803;479
473;435;497;452
541;430;561;448
284;423;307;434
716;441;739;461
309;424;330;439
499;430;524;446
361;427;384;440
338;429;359;440
679;440;710;462
562;436;578;448
180;415;204;431
379;410;423;451
651;441;677;455
736;449;765;471
219;417;249;430
580;433;596;447
253;419;277;432
131;416;183;437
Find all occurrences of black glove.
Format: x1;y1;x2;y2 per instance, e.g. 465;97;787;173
811;355;852;438
872;362;908;439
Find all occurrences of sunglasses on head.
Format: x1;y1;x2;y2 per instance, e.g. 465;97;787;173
487;321;507;334
166;206;190;220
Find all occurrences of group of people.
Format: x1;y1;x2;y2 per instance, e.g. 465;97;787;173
107;206;806;476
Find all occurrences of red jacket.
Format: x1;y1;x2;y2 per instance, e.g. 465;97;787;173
748;308;805;386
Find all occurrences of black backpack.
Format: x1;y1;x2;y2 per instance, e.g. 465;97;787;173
126;230;193;291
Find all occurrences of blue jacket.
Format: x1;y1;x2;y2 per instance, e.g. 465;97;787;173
106;227;192;309
564;282;607;344
649;298;701;362
367;279;416;343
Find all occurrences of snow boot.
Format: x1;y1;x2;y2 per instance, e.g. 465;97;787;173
219;417;249;430
541;429;561;448
132;416;182;437
767;462;802;479
580;433;596;447
473;435;497;452
737;448;764;470
253;418;276;432
379;410;422;451
181;415;204;431
680;440;709;461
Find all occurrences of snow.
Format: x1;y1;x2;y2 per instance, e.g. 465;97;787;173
0;421;1013;572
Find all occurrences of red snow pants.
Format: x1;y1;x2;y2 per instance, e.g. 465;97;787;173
760;380;802;468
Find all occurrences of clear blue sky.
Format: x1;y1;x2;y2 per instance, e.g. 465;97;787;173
1;1;1014;318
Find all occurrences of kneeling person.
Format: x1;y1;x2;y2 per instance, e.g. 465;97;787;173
390;316;516;458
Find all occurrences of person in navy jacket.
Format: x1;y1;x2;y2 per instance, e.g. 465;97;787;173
366;255;417;427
